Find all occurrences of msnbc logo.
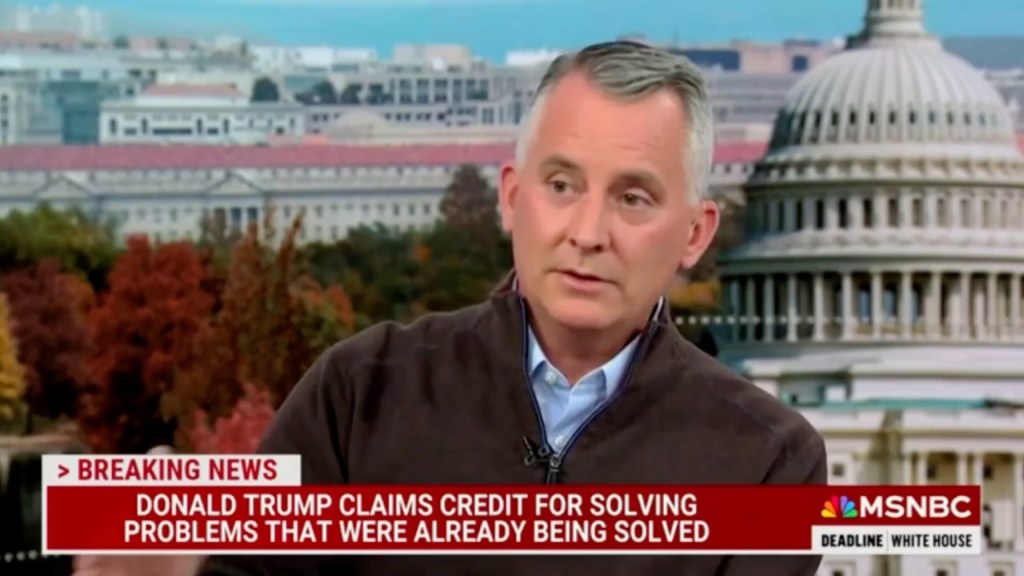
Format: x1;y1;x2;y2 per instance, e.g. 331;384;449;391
821;495;857;518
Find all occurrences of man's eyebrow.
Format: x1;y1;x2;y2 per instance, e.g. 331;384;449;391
612;168;667;197
537;154;581;172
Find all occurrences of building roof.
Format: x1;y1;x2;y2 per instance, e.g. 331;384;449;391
812;397;1024;411
0;141;770;171
140;84;244;98
816;398;986;411
0;31;81;49
766;0;1020;155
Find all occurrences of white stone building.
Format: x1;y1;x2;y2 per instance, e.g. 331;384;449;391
717;1;1024;575
0;141;762;245
100;84;306;145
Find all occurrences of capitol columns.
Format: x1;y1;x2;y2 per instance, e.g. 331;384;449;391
745;278;756;341
812;272;824;341
927;270;941;338
955;451;967;486
786;275;798;342
915;450;929;485
841;271;854;338
986;273;997;339
958;271;971;339
1011;273;1022;339
971;452;985;497
1013;453;1024;551
901;452;913;485
899;271;913;337
871;270;883;338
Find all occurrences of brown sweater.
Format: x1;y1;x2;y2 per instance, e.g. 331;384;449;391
199;286;827;576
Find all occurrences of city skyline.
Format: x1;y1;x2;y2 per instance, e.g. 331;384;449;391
8;0;1024;60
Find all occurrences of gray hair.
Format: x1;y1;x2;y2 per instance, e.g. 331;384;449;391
514;41;715;202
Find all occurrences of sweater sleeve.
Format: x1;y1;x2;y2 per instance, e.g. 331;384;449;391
713;422;829;576
196;345;355;576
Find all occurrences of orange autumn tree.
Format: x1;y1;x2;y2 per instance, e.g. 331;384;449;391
79;236;213;453
176;211;355;450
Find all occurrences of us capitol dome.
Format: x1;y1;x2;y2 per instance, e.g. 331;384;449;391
716;1;1024;572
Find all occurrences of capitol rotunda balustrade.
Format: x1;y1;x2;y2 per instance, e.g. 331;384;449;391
716;174;1024;345
717;269;1024;344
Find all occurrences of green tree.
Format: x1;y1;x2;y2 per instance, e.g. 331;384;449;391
0;293;26;430
0;203;119;290
303;224;421;325
439;164;502;241
417;164;511;311
297;80;338;105
250;77;280;103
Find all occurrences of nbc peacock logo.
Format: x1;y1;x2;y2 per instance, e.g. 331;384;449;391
821;495;857;518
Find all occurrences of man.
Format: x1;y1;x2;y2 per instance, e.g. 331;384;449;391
83;40;828;576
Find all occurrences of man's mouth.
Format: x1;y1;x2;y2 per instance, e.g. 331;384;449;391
558;269;608;283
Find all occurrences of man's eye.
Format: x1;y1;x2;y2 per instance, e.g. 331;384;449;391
622;192;649;207
549;180;572;194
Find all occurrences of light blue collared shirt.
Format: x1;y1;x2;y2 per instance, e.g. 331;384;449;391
526;297;664;454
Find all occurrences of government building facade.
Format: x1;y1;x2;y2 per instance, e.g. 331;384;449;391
718;1;1024;575
0;141;761;245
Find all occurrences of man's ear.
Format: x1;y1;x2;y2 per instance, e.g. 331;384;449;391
498;161;519;234
680;199;721;270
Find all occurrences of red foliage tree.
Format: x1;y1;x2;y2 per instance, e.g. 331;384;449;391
173;212;354;448
188;381;274;454
0;259;91;428
79;236;214;453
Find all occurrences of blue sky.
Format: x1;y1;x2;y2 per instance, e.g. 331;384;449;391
15;0;1024;61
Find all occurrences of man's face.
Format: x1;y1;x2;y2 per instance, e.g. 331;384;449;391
498;72;719;333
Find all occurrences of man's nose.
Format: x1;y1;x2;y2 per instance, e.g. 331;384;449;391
567;191;609;252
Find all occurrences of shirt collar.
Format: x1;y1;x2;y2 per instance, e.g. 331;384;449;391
518;275;665;391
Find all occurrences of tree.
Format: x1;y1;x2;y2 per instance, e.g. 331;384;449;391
439;164;501;239
112;35;130;49
0;293;26;431
0;203;119;290
189;382;274;454
250;77;280;103
416;164;512;311
296;80;338;105
78;237;214;453
172;211;353;446
292;277;355;353
303;224;421;325
0;260;91;429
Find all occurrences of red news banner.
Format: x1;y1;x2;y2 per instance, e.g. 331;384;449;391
42;455;982;556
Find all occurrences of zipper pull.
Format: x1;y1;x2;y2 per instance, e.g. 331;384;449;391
544;455;562;485
522;437;551;467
